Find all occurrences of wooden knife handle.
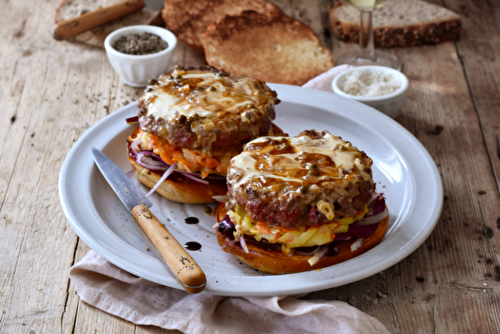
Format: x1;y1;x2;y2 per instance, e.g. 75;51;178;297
131;204;206;293
51;0;145;40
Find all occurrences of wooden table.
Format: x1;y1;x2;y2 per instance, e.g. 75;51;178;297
1;0;499;333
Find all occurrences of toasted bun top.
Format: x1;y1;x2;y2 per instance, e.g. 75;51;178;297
162;0;282;53
202;11;334;86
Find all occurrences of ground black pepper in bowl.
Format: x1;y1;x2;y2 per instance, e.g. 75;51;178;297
113;32;168;55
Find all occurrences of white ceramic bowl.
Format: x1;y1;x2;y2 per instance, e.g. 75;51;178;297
104;25;177;87
331;66;408;119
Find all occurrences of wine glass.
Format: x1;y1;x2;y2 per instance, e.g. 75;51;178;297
335;0;401;70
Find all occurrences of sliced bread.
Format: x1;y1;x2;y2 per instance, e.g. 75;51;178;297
55;0;162;48
330;0;461;47
202;11;334;86
162;0;282;53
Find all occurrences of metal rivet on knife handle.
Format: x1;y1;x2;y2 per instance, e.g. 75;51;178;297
51;0;145;40
131;204;207;293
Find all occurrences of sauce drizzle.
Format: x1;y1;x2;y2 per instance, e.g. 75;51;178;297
184;241;201;251
184;217;199;224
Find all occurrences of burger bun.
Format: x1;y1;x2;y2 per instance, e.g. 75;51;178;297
215;203;389;274
128;155;227;204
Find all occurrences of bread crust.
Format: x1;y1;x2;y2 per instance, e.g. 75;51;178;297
215;203;389;274
329;1;461;47
55;0;162;48
162;0;282;53
202;11;334;85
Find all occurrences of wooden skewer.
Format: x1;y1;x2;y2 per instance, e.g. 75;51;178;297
51;0;145;40
131;204;207;293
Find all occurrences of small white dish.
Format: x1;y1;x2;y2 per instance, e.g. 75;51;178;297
332;66;409;119
104;25;177;87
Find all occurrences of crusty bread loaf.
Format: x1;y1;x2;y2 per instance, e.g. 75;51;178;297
202;11;334;86
330;0;461;47
162;0;282;53
55;0;162;48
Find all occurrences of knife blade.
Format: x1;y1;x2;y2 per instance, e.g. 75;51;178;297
91;147;206;293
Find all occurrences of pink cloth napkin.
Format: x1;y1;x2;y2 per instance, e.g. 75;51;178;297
70;251;389;333
302;64;353;92
69;65;389;334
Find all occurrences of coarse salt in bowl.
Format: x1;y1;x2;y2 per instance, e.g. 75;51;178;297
104;25;177;87
332;66;409;119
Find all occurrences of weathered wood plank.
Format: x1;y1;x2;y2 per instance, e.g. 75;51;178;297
0;1;120;333
448;0;500;190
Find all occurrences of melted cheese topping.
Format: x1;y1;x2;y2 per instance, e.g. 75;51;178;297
230;132;370;189
317;200;335;220
229;205;368;248
141;69;276;122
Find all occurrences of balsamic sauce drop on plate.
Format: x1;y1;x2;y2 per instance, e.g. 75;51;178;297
184;217;199;224
185;241;201;251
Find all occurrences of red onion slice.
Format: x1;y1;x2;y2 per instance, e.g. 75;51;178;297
126;116;139;124
295;246;321;256
176;171;209;184
367;192;384;207
131;138;142;154
205;174;226;180
212;195;231;203
146;163;178;197
239;234;249;253
307;245;329;266
358;206;388;225
136;151;169;171
350;238;365;251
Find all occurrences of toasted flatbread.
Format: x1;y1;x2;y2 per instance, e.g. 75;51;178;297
161;0;282;53
55;0;162;48
202;11;334;86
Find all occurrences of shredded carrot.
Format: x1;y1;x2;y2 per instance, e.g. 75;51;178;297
149;134;190;167
137;129;226;176
256;221;271;234
200;156;220;168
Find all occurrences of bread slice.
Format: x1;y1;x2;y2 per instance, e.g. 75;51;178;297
202;11;334;86
162;0;282;53
55;0;162;48
329;0;461;47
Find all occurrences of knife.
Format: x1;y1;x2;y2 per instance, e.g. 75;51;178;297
91;147;206;293
52;0;147;40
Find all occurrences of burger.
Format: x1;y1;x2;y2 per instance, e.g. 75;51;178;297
215;129;389;274
127;65;282;203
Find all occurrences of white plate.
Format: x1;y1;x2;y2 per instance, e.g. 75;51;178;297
59;84;442;297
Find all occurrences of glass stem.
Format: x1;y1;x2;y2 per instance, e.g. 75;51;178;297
359;9;375;60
